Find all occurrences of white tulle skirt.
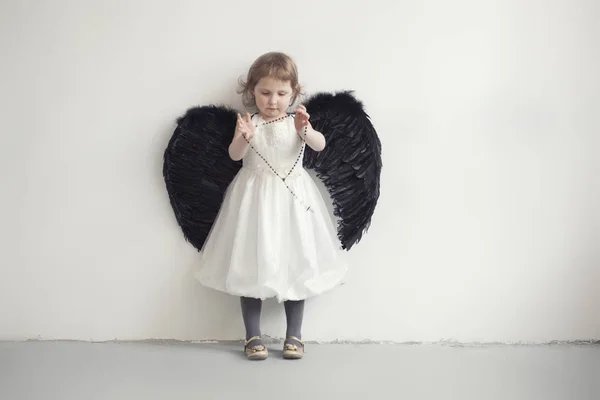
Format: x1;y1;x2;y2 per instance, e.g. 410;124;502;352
194;165;348;302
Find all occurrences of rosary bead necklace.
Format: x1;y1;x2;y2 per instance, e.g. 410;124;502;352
242;114;313;212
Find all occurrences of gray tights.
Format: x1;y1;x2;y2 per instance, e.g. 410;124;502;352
240;297;304;347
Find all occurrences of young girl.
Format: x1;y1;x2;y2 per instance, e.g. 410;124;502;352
194;52;348;360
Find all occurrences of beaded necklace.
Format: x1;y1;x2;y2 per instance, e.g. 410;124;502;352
242;114;313;212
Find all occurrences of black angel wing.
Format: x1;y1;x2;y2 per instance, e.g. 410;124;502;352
163;105;241;251
303;91;382;250
163;92;382;252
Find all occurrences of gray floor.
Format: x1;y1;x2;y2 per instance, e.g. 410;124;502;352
1;341;599;399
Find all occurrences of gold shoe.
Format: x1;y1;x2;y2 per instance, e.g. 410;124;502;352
283;336;304;359
244;336;268;360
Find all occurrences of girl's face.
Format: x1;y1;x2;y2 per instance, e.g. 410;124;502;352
253;76;294;120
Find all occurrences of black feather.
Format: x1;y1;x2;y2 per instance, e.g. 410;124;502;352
303;91;382;250
163;105;241;251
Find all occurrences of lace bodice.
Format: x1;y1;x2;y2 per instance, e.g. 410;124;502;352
242;114;305;177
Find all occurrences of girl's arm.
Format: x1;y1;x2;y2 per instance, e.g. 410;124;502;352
228;134;250;161
228;112;254;161
295;105;325;151
299;124;326;151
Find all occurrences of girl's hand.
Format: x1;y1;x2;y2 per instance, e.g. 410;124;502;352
294;104;310;132
236;112;255;141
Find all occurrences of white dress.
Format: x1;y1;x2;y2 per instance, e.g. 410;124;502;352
194;114;348;302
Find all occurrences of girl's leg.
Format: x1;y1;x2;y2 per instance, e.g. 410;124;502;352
283;299;305;346
240;296;263;347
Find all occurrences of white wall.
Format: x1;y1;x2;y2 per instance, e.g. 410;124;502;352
1;0;598;343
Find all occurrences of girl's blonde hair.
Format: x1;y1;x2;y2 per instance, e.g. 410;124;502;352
237;52;303;109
